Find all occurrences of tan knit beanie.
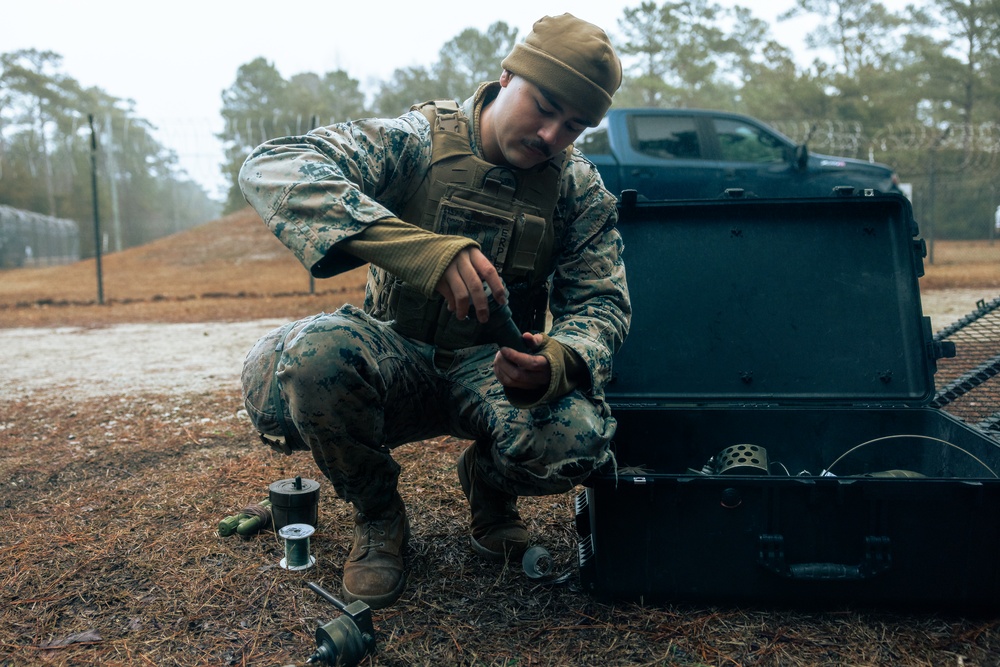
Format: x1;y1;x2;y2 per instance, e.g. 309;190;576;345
501;13;622;125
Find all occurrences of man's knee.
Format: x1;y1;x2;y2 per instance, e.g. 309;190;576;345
241;322;295;439
492;395;616;495
241;311;370;446
278;311;388;414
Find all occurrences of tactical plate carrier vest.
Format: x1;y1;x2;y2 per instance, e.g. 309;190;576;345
367;99;570;350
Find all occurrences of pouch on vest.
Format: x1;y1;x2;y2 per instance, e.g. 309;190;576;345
434;179;550;281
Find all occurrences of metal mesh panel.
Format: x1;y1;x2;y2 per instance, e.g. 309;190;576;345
931;296;1000;433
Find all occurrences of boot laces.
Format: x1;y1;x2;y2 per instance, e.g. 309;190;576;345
356;513;389;551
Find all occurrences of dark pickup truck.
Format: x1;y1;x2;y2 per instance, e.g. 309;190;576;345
577;107;901;200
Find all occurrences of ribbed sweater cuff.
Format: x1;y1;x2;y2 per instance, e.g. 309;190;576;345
339;217;479;297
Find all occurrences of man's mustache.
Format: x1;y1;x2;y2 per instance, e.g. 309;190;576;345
523;139;551;158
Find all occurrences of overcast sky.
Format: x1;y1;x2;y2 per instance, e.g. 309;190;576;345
4;0;903;200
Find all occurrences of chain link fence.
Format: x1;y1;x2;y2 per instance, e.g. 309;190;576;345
0;204;79;268
931;297;1000;437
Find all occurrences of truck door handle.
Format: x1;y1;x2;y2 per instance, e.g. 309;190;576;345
758;534;892;581
629;169;652;178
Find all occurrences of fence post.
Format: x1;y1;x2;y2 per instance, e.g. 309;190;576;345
927;146;936;265
88;114;105;305
992;185;998;246
925;126;951;266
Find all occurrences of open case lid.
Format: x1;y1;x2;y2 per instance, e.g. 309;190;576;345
607;192;946;406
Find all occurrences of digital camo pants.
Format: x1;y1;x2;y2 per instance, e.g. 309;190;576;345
241;304;617;513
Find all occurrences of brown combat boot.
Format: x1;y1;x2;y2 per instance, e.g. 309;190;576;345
457;443;528;561
341;493;409;609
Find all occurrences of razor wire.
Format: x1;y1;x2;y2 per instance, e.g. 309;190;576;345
872;122;1000;172
767;119;1000;172
768;119;869;159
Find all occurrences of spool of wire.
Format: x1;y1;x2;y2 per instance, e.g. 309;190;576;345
279;523;316;570
522;545;553;579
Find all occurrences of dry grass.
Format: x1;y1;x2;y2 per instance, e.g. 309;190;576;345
920;239;1000;289
2;209;1000;666
0;208;370;328
4;395;1000;666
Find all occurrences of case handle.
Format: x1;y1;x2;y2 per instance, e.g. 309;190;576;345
758;534;892;581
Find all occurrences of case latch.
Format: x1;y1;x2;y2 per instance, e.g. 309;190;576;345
929;340;957;360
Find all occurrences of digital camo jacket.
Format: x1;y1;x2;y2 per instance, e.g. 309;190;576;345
238;84;631;397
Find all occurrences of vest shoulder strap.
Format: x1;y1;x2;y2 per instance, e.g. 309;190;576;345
412;99;471;164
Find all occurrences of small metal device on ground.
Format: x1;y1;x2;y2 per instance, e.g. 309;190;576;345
303;581;376;666
269;476;320;530
522;545;553;579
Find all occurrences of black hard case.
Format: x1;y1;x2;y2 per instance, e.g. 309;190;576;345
576;192;1000;609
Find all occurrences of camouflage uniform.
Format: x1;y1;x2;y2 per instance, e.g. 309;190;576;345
239;83;630;512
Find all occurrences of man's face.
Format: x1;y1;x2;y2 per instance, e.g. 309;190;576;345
487;71;592;169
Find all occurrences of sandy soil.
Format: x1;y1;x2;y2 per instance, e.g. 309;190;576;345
0;319;286;401
920;288;996;331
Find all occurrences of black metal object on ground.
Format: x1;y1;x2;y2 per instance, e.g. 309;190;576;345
304;582;376;666
268;476;320;530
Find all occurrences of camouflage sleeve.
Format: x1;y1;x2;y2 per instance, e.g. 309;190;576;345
547;152;631;396
237;112;433;277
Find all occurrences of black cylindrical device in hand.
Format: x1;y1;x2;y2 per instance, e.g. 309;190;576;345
476;284;530;353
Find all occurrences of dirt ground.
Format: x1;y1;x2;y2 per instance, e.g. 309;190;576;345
2;208;1000;666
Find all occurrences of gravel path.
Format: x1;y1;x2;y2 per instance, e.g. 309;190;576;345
1;288;994;402
1;319;286;401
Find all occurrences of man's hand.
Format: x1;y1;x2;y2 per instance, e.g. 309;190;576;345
435;247;506;323
493;333;550;391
